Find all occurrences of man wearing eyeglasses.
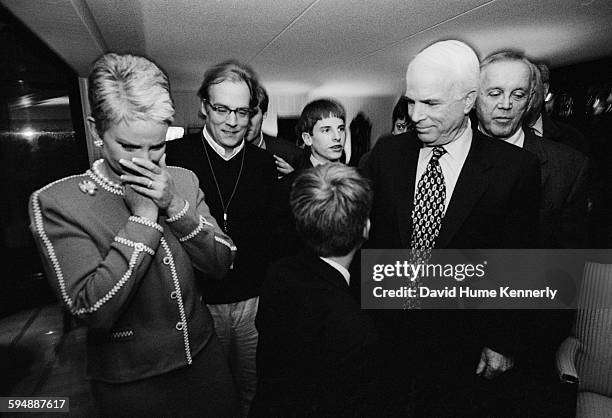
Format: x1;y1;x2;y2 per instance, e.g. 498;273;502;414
166;59;276;417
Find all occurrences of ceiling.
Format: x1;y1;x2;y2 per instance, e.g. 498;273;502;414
2;0;612;97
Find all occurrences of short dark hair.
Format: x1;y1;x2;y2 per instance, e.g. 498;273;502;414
290;163;372;257
297;99;345;135
392;96;409;127
255;85;269;114
196;59;260;108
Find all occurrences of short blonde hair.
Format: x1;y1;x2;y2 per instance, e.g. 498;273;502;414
88;53;175;135
290;163;372;257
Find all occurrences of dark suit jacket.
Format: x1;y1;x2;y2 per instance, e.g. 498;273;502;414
253;253;381;416
363;129;541;251
361;128;541;372
269;155;316;261
263;133;305;170
542;112;589;156
523;130;589;248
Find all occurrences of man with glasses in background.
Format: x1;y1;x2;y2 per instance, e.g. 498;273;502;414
166;60;276;417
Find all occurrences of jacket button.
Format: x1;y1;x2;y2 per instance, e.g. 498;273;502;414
176;321;184;331
170;291;177;300
163;256;171;265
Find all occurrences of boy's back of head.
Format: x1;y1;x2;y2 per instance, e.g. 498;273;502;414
290;163;372;257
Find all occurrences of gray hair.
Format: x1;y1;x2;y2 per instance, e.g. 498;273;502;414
480;50;536;92
408;40;480;96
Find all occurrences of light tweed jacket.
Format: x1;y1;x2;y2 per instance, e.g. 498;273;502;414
29;162;236;383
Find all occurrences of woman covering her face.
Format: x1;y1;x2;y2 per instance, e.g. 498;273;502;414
29;53;239;416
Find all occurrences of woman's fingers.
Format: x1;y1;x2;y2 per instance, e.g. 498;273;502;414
120;158;162;176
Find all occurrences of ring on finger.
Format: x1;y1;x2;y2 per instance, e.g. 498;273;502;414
147;180;153;189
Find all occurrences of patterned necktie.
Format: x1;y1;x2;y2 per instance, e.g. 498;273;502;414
410;146;447;250
405;146;447;309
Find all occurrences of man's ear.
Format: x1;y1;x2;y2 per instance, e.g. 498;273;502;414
463;90;477;114
200;101;209;118
363;218;371;240
302;132;313;147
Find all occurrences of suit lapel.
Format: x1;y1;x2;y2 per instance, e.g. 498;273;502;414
542;112;561;140
397;138;420;247
523;131;549;189
435;132;491;248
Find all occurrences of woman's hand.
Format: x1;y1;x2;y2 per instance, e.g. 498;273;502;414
120;155;183;216
124;183;158;221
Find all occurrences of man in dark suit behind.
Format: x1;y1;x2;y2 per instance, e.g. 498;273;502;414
476;51;588;416
476;52;589;249
525;63;589;156
246;85;305;177
253;163;381;417
362;40;541;416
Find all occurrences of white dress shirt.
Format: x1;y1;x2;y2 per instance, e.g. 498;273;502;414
320;257;350;286
253;132;266;149
504;127;526;148
414;120;472;214
202;126;245;161
310;154;329;167
478;124;525;148
531;114;544;137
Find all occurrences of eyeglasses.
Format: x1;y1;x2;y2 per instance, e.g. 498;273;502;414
203;100;252;120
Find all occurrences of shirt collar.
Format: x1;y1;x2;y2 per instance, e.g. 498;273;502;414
255;132;266;150
437;118;472;161
531;114;543;137
202;125;245;161
320;257;350;286
310;154;329;167
504;127;525;148
477;122;525;148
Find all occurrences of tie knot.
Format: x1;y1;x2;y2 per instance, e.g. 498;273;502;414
431;146;446;161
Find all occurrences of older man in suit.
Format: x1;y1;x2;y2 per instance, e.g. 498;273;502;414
362;40;541;416
476;52;589;249
476;51;588;415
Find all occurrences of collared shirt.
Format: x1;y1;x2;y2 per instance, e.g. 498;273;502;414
414;120;472;214
320;257;350;286
202;126;245;161
310;154;329;167
254;132;266;150
503;127;525;148
477;123;525;148
531;114;544;137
